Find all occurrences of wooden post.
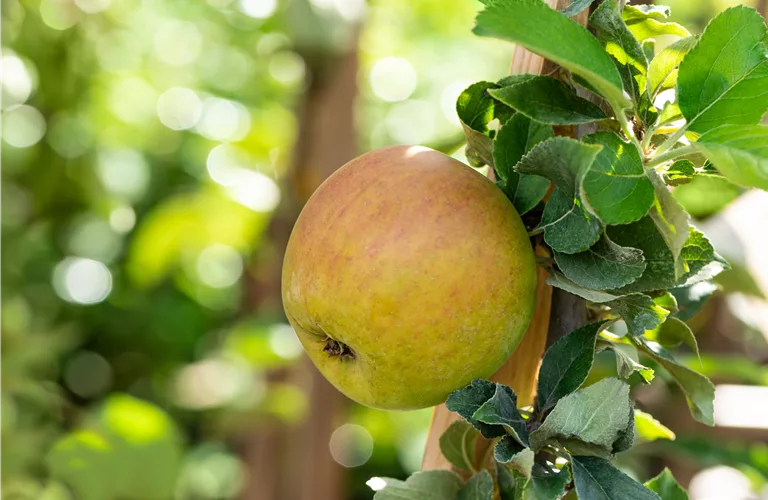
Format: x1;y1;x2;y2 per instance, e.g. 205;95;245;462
421;0;586;472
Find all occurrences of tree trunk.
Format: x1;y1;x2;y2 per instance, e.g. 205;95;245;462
239;31;360;500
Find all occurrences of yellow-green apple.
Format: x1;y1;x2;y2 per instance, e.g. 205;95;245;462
281;145;537;410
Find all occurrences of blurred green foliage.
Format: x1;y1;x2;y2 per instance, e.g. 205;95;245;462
1;0;766;498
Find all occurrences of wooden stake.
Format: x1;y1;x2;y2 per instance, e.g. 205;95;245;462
421;0;583;473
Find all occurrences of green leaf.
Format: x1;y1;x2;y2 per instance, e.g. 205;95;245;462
493;114;553;214
546;272;665;340
500;175;552;216
571;456;661;500
494;438;534;479
589;0;648;104
634;409;676;442
646;317;700;360
645;468;688;500
602;342;655;383
622;5;671;21
647;37;697;99
439;421;480;473
457;81;496;132
654;292;679;314
646;169;691;279
608;218;726;293
457;82;497;167
539;187;601;254
48;395;183;500
48;431;121;500
515;137;602;200
581;131;654;225
494;114;554;183
446;379;506;438
536;321;607;413
642;40;655;62
658;101;682;125
463;123;495;168
607;294;669;337
638;340;715;425
473;0;630;112
473;383;529;445
458;470;494;500
693;125;768;190
612;403;636;454
529;378;631;457
664;160;696;186
677;6;768;134
554;232;646;290
678;231;729;287
497;462;525;500
546;271;621;303
638;91;660;130
489;76;607;125
497;74;539;88
626;18;690;43
560;0;595;17
373;471;465;500
525;464;571;500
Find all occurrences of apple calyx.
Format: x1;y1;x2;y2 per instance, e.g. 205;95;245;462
323;338;355;361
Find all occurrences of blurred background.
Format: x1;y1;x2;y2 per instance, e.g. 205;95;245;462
2;0;768;498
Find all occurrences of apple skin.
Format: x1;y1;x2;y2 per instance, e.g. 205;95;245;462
281;145;537;410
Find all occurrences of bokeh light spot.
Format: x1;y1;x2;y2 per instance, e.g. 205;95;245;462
1;51;34;108
310;0;366;21
268;51;306;86
174;359;256;410
206;144;281;212
196;244;244;289
385;100;436;144
96;31;142;73
366;477;387;491
177;445;246;499
153;20;203;67
103;395;173;443
53;257;113;305
96;149;151;201
329;424;374;468
714;384;768;429
689;466;754;500
74;0;111;14
268;324;303;360
47;114;93;159
67;214;122;263
199;46;255;92
157;87;202;130
2;105;47;148
196;98;250;142
40;0;81;30
108;77;158;123
109;206;136;233
64;351;113;398
239;0;277;19
370;57;417;102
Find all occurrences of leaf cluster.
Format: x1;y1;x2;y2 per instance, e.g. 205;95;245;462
375;0;768;498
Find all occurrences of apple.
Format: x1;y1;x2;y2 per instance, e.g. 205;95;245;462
281;145;537;410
